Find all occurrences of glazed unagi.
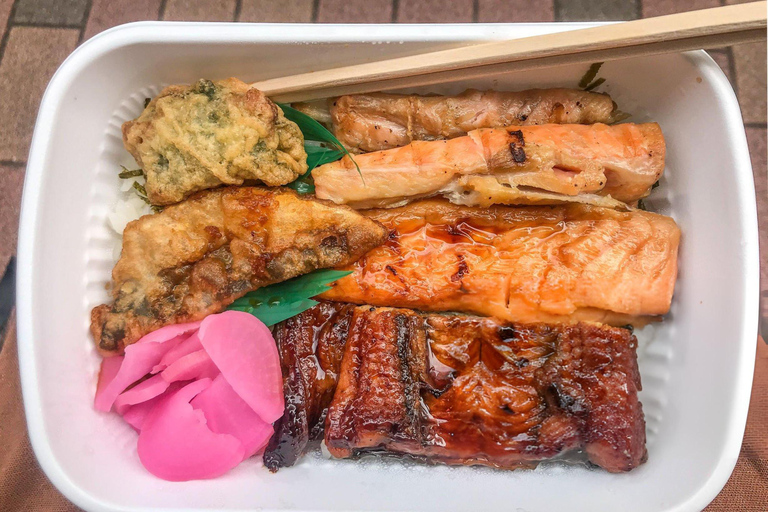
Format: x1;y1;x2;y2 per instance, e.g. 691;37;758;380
263;302;356;471
265;302;646;473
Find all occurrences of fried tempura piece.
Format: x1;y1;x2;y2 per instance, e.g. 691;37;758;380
91;187;387;355
123;78;308;205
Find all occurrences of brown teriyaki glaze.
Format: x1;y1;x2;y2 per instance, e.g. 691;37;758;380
267;303;646;473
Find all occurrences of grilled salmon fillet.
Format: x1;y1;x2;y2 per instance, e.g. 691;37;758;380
313;123;665;209
90;187;387;354
322;305;646;473
327;89;621;152
320;200;680;325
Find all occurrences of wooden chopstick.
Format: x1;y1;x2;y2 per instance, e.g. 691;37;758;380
253;1;766;103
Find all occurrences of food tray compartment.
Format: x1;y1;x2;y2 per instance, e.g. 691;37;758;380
17;22;759;512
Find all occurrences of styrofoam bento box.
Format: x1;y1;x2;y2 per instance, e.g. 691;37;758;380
16;21;759;512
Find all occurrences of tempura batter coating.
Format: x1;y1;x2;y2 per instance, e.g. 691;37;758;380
123;78;308;205
91;187;387;355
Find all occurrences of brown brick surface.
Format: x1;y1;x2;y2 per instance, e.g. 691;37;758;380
0;27;80;162
732;42;767;124
239;0;314;22
642;0;719;17
555;0;640;21
0;166;23;273
707;49;735;87
745;127;767;293
163;0;237;21
478;0;555;22
316;0;393;23
13;0;89;26
0;0;13;40
83;0;162;40
396;0;473;22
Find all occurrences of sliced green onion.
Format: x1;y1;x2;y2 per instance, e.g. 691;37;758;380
119;166;144;179
584;77;606;92
579;62;604;89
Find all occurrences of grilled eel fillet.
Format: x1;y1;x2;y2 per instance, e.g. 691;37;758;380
326;89;621;153
264;302;356;471
90;188;387;355
321;199;680;326
264;302;646;473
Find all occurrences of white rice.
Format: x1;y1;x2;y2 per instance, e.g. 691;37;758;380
108;175;152;260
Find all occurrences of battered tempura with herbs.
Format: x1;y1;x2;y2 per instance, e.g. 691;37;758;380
123;78;308;205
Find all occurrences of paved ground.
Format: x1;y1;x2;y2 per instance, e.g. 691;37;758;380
0;0;764;509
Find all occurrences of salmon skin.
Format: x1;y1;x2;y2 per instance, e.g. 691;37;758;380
326;89;621;153
312;123;665;210
324;306;646;473
320;199;680;325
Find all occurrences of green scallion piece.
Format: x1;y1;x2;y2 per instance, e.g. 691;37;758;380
119;166;144;179
132;181;147;196
578;62;604;89
584;77;606;92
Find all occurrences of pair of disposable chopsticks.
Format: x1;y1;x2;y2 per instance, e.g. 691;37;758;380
252;1;766;103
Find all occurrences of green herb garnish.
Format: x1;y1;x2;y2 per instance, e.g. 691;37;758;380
227;269;352;326
279;103;362;194
580;65;633;123
652;180;660;190
279;103;346;146
584;77;606;92
637;199;647;211
123;172;162;212
288;143;348;194
132;181;147;196
119;166;144;179
305;143;346;170
578;62;604;89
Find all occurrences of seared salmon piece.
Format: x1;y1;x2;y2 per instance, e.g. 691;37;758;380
313;123;665;209
326;89;620;152
320;200;680;325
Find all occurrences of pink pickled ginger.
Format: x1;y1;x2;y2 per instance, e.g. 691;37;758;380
138;379;244;481
191;374;274;461
198;311;284;423
93;312;285;481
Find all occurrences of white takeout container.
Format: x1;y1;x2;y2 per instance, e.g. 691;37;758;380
17;22;759;512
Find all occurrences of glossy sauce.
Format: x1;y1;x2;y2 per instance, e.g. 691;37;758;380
321;199;680;326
